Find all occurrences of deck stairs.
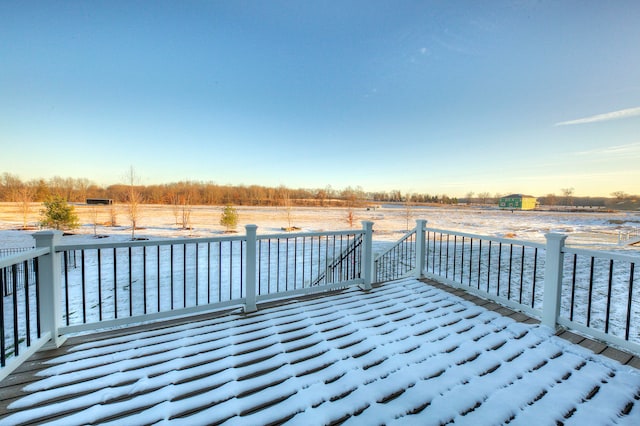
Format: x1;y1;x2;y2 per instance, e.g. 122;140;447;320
311;234;363;286
619;228;640;246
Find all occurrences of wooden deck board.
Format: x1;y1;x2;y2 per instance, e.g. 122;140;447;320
1;278;639;425
425;278;640;369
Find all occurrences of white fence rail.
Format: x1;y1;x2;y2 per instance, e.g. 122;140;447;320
375;220;640;355
0;247;53;382
1;223;374;380
3;218;638;382
619;227;640;245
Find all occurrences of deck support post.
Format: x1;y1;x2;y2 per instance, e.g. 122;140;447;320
244;224;258;313
415;219;427;279
33;230;64;348
361;221;374;290
542;233;567;330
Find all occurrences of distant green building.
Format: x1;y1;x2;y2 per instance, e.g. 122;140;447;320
499;194;537;210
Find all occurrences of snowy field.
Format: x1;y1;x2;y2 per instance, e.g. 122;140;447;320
2;203;639;353
1;202;640;251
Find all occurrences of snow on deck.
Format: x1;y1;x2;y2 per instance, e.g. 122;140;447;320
1;278;640;425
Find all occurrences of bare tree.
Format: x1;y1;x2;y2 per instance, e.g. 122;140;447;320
346;208;355;228
477;192;491;205
48;176;75;200
168;190;181;225
32;178;51;201
179;183;196;231
465;191;475;205
181;197;192;231
342;186;357;228
561;187;575;207
14;183;35;229
280;187;294;230
611;191;628;201
74;178;92;202
403;197;413;231
125;167;143;239
316;188;328;207
108;203;118;227
1;172;22;201
90;205;100;237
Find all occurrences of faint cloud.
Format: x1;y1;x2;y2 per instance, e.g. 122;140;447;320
364;87;378;98
555;107;640;126
433;34;478;56
409;47;430;64
575;142;640;157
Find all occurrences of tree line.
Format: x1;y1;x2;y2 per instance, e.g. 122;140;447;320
460;188;638;209
4;173;634;209
0;173;461;207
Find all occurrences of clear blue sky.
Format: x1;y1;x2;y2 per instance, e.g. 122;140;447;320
2;1;639;197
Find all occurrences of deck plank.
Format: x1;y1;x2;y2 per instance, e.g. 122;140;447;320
1;278;639;425
424;278;634;365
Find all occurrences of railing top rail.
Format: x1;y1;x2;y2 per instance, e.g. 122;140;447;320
53;229;368;252
425;227;546;250
563;246;640;263
0;247;35;257
54;235;247;252
375;226;417;260
257;229;365;240
0;247;50;268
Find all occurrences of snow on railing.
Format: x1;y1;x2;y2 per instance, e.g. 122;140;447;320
372;220;639;353
1;224;374;379
56;236;246;331
403;221;640;355
0;247;52;382
618;227;640;245
3;219;638;381
422;228;546;318
560;246;639;348
375;230;416;282
1;247;36;297
253;224;372;303
1;223;374;379
38;224;372;336
255;231;364;296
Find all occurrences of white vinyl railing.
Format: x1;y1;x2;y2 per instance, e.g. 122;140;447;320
1;222;374;380
619;227;640;245
3;218;638;382
376;220;640;355
0;247;53;382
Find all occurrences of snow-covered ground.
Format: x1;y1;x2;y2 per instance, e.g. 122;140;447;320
2;202;640;250
2;204;639;364
2;205;639;330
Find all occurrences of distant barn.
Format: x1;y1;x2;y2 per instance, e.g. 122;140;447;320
86;198;113;205
499;194;537;210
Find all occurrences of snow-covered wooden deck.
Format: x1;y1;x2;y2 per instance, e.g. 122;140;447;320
1;278;640;425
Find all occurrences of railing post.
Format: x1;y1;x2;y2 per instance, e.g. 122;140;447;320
244;224;258;313
542;233;567;330
33;230;64;348
361;221;374;290
415;219;427;278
